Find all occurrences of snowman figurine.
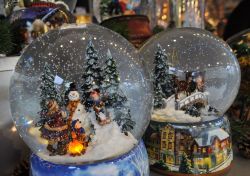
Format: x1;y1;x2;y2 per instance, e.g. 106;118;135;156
66;83;91;135
66;83;81;121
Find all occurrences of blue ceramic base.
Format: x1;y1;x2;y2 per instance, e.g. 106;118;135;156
30;140;149;176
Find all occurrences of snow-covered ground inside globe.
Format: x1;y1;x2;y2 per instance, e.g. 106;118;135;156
31;140;149;176
152;106;201;123
29;111;138;164
152;92;218;123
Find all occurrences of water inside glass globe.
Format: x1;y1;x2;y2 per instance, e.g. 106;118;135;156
140;28;240;124
9;24;152;164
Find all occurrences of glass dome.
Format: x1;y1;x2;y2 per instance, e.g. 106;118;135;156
140;28;240;124
9;24;152;164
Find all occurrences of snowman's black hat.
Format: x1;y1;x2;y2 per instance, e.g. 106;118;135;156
69;82;77;91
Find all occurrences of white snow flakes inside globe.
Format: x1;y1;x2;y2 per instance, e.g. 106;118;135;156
140;28;240;124
10;24;152;164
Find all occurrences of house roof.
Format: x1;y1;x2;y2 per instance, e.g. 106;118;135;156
194;128;229;147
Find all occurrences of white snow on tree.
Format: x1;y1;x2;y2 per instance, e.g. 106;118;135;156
153;44;175;104
113;90;135;133
99;49;135;133
36;62;61;126
81;40;103;102
102;49;120;107
179;152;192;174
154;84;165;109
115;109;135;133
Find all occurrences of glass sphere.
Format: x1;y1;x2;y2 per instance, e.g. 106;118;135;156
10;24;152;164
140;28;240;123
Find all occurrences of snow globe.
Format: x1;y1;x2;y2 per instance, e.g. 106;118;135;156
140;28;240;175
92;0;156;48
9;24;152;176
92;0;156;25
227;29;250;159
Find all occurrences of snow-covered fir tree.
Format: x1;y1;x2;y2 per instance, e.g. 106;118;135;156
179;153;192;174
100;0;121;19
102;49;120;107
81;40;103;102
36;63;61;126
113;91;135;133
154;44;175;100
115;109;135;133
154;84;165;109
100;0;112;17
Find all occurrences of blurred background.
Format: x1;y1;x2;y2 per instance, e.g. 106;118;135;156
0;0;249;175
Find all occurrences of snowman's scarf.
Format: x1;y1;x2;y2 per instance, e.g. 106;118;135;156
67;100;80;121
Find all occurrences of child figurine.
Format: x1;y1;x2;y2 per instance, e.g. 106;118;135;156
40;100;69;156
68;119;88;156
90;89;111;125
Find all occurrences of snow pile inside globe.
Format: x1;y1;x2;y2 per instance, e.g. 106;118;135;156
9;24;152;164
140;28;240;123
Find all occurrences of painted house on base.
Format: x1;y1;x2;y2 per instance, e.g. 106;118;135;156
145;124;232;172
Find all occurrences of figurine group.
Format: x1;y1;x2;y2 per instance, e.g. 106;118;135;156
39;83;111;156
37;41;135;156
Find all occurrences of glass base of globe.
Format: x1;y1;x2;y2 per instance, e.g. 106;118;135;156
30;140;149;176
144;116;233;175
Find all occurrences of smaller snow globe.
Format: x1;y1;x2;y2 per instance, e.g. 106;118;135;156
92;0;155;25
94;0;155;48
140;28;240;175
227;29;250;159
10;24;152;176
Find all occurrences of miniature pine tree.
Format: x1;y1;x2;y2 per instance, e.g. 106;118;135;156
81;40;103;101
113;91;128;109
36;63;61;126
114;91;135;133
100;0;112;17
154;44;175;100
179;153;192;174
116;109;135;133
102;49;120;106
154;84;165;109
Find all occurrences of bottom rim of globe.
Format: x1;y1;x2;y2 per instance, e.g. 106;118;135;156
151;163;232;176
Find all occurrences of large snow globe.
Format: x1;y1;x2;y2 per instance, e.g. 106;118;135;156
9;24;152;176
141;28;240;175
